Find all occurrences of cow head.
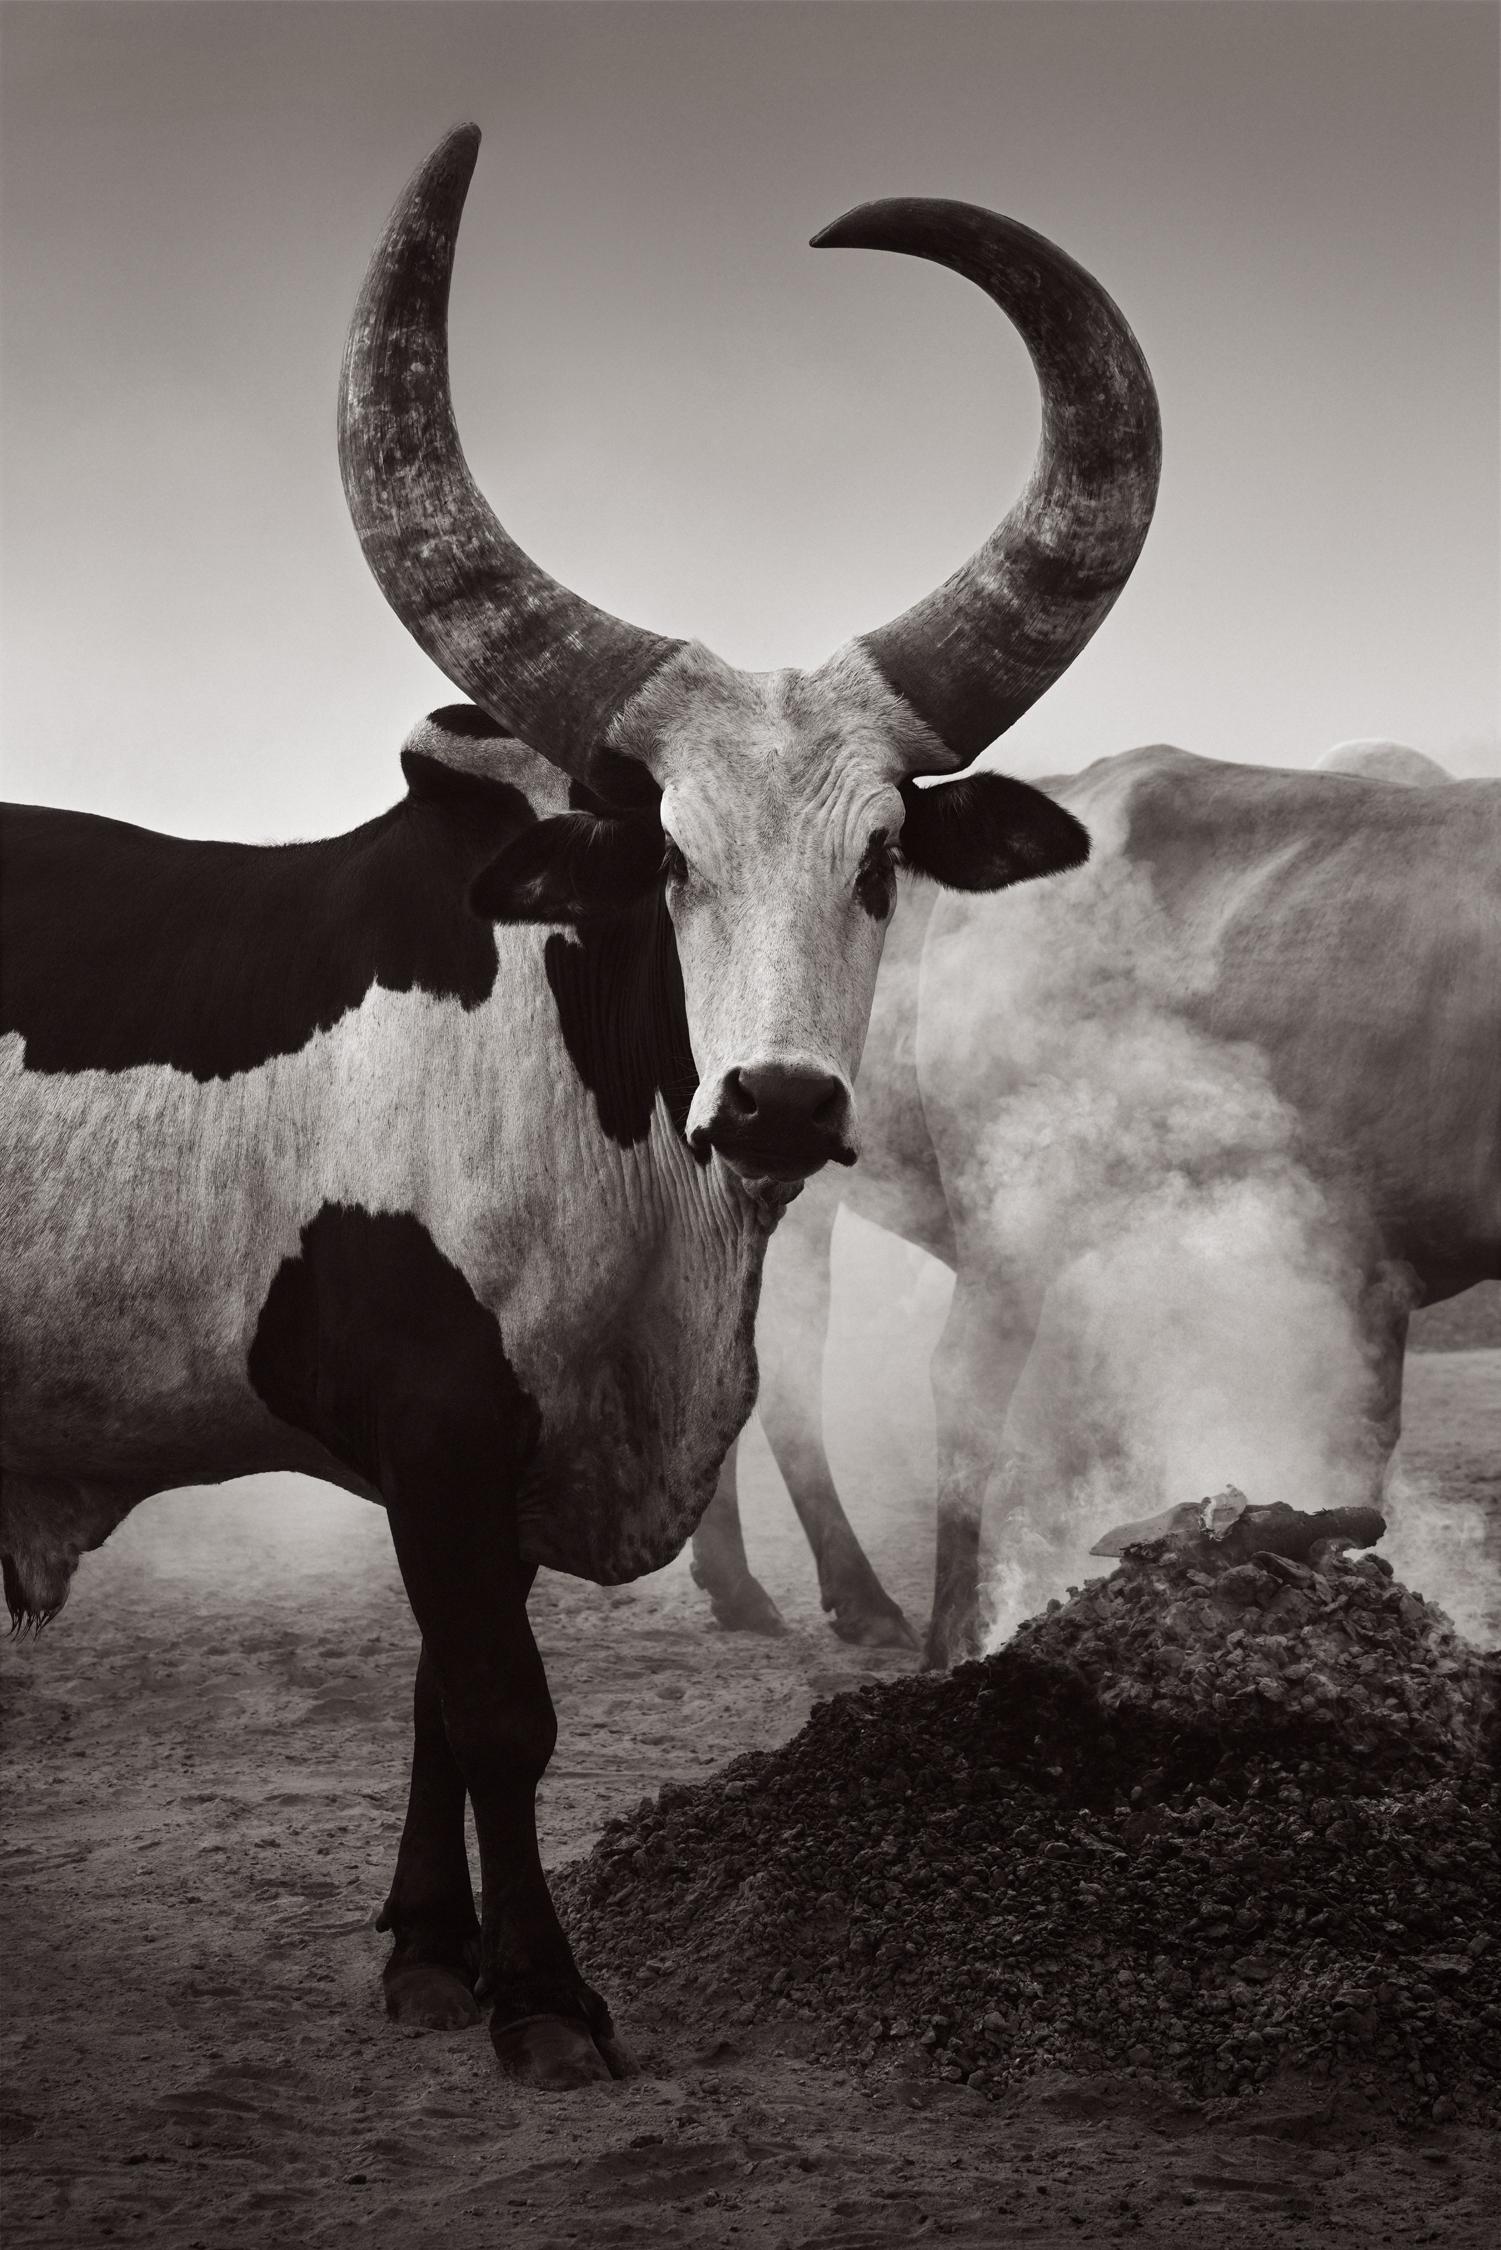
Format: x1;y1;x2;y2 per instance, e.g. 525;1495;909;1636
340;129;1160;1184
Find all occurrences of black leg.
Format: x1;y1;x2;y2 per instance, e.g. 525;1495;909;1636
247;1208;620;2090
380;1412;624;2091
377;1640;482;2029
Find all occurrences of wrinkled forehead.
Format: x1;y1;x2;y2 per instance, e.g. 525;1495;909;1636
610;641;943;828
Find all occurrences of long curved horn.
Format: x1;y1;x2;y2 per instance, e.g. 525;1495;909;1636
813;199;1161;766
339;126;682;781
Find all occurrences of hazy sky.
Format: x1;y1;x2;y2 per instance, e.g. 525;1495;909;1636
3;2;1497;843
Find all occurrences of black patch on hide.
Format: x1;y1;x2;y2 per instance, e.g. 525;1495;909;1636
247;1203;540;1495
0;761;537;1081
543;895;698;1148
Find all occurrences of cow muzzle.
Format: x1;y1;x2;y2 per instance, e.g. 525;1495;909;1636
688;1059;857;1181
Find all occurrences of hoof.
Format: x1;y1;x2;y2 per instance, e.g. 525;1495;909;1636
829;1595;921;1652
707;1579;789;1637
595;2028;636;2079
490;2011;624;2091
384;1959;481;2031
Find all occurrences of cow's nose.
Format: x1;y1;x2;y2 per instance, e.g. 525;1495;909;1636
722;1062;847;1132
695;1061;856;1180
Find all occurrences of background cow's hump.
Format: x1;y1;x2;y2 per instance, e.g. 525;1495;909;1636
1317;740;1455;788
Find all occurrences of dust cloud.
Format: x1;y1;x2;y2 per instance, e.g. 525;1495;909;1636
928;854;1383;1645
1381;1460;1497;1647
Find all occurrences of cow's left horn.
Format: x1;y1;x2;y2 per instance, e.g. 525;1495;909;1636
339;126;683;782
813;199;1161;767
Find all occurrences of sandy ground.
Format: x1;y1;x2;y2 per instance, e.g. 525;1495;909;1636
3;1281;1497;2246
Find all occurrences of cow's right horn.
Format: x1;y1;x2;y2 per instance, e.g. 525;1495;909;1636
814;198;1162;770
338;127;683;784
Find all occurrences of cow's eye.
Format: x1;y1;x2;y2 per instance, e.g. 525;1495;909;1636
854;830;897;921
662;837;689;885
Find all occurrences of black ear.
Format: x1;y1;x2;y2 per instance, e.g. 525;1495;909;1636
899;773;1089;892
470;812;664;924
568;752;662;815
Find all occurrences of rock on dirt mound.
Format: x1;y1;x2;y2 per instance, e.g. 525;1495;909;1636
1054;1502;1492;1766
557;1533;1499;2124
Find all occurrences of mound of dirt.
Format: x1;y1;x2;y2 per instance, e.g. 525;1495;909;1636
557;1533;1500;2124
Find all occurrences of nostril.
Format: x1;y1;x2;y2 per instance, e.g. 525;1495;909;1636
721;1067;757;1120
812;1083;846;1129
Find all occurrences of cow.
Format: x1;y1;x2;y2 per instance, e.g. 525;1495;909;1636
0;125;1161;2089
689;743;1501;1666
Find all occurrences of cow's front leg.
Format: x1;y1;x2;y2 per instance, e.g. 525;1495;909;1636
377;1641;482;2029
383;1438;623;2092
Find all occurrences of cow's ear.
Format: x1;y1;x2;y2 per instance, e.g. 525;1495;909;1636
899;773;1089;892
470;812;664;924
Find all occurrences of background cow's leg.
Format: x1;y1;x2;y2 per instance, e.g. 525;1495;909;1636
689;1448;789;1635
1365;1282;1412;1500
754;1187;918;1648
383;1430;621;2093
926;1269;1041;1669
757;1349;918;1650
376;1640;481;2029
